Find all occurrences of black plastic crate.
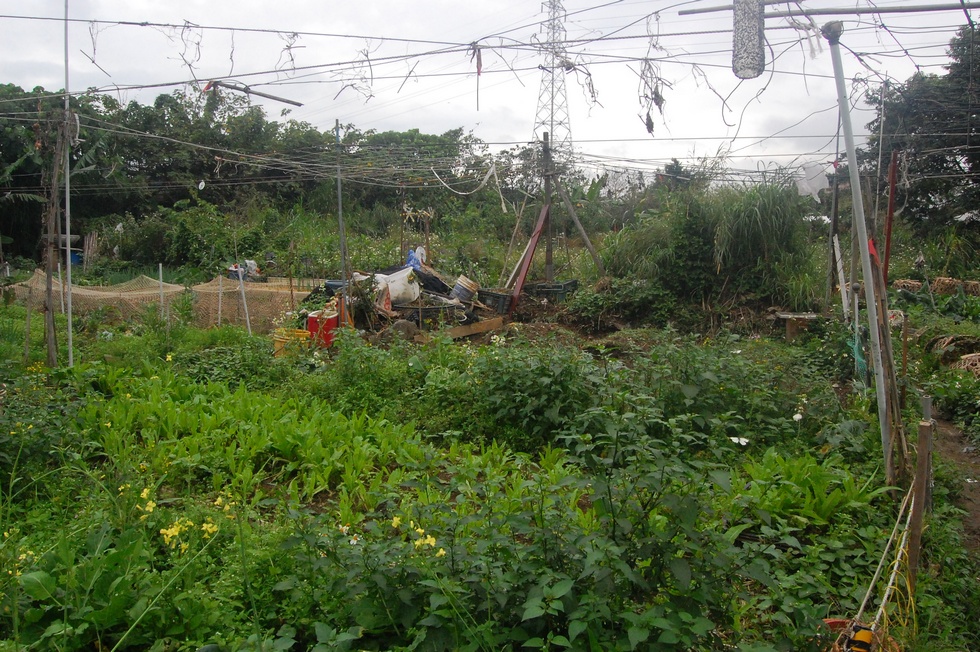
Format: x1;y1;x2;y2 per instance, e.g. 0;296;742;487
525;279;579;303
478;289;512;314
395;303;465;329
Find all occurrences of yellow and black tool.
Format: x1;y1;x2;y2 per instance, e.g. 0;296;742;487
845;624;875;652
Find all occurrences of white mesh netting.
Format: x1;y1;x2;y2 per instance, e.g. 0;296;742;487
12;270;319;334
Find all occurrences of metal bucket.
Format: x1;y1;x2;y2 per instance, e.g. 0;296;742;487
450;275;479;302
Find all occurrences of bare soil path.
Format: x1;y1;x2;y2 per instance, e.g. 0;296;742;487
933;420;980;551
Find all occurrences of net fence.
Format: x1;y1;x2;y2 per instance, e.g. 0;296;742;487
12;270;320;334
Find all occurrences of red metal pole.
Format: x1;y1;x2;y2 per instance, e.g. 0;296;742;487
509;205;550;316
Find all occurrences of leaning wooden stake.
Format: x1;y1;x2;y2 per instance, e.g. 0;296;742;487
907;420;933;593
554;180;606;277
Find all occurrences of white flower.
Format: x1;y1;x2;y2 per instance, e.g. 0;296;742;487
729;436;749;446
793;413;803;422
731;349;742;354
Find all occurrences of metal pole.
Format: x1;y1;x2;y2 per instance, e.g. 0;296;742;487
680;2;980;17
336;119;350;325
57;262;65;313
64;0;74;366
159;263;165;319
884;150;899;284
827;116;841;313
824;21;893;485
238;272;252;336
767;3;980;18
543;133;554;283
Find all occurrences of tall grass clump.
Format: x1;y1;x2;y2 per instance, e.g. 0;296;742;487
599;177;820;321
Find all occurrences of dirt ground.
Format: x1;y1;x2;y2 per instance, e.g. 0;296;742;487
933;420;980;551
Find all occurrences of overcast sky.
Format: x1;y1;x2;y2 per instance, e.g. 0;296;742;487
1;1;973;190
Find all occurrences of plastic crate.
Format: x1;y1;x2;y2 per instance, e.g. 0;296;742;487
395;303;466;329
525;279;579;303
478;289;512;314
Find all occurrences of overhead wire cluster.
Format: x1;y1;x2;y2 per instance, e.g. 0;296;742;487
0;1;975;191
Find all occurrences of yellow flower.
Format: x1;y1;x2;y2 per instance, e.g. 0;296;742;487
140;487;150;500
423;535;436;547
201;521;219;538
414;526;425;536
436;548;446;557
180;542;189;554
166;354;173;362
391;516;402;528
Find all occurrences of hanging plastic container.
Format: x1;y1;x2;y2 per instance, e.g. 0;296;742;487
383;267;421;304
450;275;479;303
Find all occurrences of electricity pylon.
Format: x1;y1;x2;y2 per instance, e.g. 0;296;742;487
532;0;573;170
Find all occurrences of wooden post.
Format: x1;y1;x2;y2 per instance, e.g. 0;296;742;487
907;420;933;594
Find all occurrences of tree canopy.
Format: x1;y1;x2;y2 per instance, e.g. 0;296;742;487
862;24;980;233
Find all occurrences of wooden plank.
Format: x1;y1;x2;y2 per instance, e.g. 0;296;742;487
774;312;819;320
447;317;504;339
